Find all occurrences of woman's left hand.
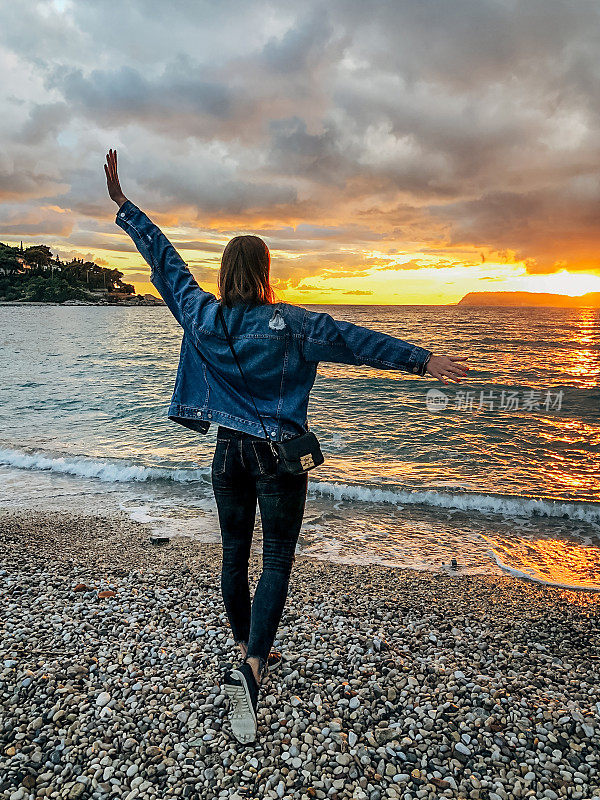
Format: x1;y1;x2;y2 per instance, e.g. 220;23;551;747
426;354;469;384
104;148;128;208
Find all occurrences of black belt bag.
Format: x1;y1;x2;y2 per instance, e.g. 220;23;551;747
272;429;324;473
217;305;324;475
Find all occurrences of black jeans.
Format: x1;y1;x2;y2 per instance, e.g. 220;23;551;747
211;425;308;681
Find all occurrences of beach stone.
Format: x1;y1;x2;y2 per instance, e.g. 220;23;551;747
1;509;600;800
454;742;471;761
96;691;111;707
149;534;170;545
375;728;400;745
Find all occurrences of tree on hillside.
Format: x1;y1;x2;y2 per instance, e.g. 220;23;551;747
106;267;134;292
0;249;20;275
61;260;86;284
24;245;53;269
81;261;104;289
20;276;87;303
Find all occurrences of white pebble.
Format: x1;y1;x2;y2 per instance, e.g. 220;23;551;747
96;692;111;707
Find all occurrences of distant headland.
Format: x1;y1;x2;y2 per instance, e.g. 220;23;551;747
0;241;163;305
457;291;600;308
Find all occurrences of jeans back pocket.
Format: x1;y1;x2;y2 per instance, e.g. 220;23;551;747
250;440;279;477
212;438;230;475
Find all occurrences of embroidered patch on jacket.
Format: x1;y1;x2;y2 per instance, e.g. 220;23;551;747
268;309;286;330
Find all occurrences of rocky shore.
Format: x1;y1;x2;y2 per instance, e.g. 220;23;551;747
1;510;599;800
0;298;164;307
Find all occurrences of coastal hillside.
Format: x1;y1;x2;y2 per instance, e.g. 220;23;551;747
457;291;600;307
0;241;162;305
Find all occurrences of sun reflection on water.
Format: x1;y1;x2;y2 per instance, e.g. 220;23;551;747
483;533;600;591
562;308;600;388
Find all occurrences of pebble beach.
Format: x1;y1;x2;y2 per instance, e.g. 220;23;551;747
1;510;599;800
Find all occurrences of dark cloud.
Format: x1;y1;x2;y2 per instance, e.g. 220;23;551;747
267;116;352;187
261;7;338;74
19;101;71;145
139;158;297;215
433;185;600;273
44;59;234;128
0;206;73;236
0;163;67;202
170;240;225;254
1;0;600;280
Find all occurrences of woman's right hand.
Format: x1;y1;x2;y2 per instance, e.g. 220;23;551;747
426;354;469;384
104;148;128;209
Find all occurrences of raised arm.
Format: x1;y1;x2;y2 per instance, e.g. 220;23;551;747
105;148;217;329
301;309;469;384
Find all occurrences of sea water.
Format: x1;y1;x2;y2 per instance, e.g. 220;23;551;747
1;304;598;590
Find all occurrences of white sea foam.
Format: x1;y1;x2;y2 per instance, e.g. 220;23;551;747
2;445;599;524
309;480;600;522
0;448;208;484
126;505;162;523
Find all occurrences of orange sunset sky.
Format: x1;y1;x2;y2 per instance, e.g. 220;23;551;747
2;1;600;304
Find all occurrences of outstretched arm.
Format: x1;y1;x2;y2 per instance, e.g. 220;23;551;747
105;148;216;330
302;309;469;383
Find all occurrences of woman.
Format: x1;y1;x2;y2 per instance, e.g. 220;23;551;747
105;149;469;744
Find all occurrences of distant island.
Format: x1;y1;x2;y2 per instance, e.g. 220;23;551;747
457;291;600;308
0;241;163;305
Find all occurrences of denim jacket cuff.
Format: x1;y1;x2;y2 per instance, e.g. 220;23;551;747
408;345;433;376
115;199;137;224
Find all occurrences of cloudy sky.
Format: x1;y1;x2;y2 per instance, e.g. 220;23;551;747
2;0;600;303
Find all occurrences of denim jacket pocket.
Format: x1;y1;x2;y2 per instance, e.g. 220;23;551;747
212;439;230;475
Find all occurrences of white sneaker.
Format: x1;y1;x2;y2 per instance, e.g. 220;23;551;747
223;662;260;744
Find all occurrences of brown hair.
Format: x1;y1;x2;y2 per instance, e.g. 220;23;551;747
217;235;275;307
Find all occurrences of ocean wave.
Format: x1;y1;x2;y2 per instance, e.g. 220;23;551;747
2;445;599;523
0;447;208;484
309;480;600;522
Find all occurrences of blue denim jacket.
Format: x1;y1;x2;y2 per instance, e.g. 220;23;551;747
115;200;433;441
